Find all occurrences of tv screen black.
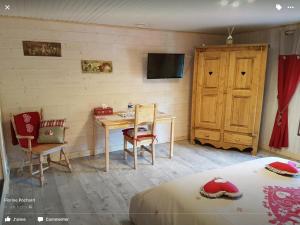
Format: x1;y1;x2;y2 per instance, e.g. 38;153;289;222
147;53;184;79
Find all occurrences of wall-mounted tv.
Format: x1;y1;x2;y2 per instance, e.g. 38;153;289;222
147;53;185;79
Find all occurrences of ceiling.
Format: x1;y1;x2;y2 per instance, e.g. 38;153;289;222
0;0;300;34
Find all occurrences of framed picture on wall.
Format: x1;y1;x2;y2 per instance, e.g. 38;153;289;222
81;60;113;73
298;120;300;136
23;41;62;57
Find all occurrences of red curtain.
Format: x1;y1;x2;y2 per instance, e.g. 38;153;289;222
269;55;300;149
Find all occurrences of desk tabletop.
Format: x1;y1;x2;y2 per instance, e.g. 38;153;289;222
94;111;175;127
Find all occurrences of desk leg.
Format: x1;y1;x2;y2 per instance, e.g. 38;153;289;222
92;120;96;156
104;127;110;172
169;118;175;159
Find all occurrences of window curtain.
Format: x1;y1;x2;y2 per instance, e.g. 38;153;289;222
269;26;300;149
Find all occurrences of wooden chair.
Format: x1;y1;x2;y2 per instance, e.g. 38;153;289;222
122;104;157;169
10;109;72;186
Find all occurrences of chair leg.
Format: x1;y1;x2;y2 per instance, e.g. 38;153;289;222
61;149;72;172
47;154;51;167
151;143;155;165
140;145;144;157
29;152;33;176
39;155;44;187
133;142;137;170
123;138;127;160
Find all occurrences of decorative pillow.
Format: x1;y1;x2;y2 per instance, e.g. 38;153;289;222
40;119;65;128
266;162;299;176
37;119;66;144
200;178;242;198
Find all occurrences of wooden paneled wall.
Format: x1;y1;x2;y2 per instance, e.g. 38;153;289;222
236;25;300;159
0;17;224;168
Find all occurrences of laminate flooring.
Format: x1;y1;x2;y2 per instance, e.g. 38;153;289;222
4;141;272;225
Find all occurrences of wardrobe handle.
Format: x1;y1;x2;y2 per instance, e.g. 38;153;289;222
209;71;213;75
241;71;246;76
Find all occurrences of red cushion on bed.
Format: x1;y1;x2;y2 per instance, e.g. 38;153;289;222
200;178;242;198
266;162;299;175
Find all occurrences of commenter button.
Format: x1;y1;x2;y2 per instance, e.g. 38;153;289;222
46;217;70;222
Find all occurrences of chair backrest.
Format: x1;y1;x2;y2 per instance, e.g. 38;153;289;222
134;104;157;138
11;110;43;149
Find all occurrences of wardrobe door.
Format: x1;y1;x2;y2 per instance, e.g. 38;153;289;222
224;50;261;134
194;51;226;131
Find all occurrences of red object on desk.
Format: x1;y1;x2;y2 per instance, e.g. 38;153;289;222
94;107;113;116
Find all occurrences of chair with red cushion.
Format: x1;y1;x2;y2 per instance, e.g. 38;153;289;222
11;109;72;186
122;104;157;169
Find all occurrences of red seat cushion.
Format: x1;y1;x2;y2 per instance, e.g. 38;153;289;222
122;128;156;141
266;161;299;175
13;112;40;148
200;178;242;198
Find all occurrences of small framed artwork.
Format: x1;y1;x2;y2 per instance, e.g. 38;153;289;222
298;121;300;136
23;41;61;57
81;60;113;73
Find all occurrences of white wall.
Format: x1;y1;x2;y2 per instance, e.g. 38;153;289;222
0;17;224;167
236;25;300;159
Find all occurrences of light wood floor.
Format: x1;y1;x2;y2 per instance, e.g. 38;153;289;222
4;141;271;225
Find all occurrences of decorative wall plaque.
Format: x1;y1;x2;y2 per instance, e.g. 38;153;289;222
81;60;113;73
23;41;61;57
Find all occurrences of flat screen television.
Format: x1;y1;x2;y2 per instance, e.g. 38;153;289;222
147;53;184;79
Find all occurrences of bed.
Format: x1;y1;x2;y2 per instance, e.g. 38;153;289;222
129;157;300;225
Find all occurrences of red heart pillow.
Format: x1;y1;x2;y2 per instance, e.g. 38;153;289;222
200;178;242;198
266;162;299;176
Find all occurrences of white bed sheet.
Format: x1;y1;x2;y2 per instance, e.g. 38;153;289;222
129;157;300;225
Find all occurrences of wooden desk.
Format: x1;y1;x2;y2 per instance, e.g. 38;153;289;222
94;112;176;172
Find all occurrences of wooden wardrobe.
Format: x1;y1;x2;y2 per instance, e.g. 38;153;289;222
191;44;268;155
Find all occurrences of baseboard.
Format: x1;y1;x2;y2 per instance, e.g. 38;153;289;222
259;145;300;161
175;136;188;141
